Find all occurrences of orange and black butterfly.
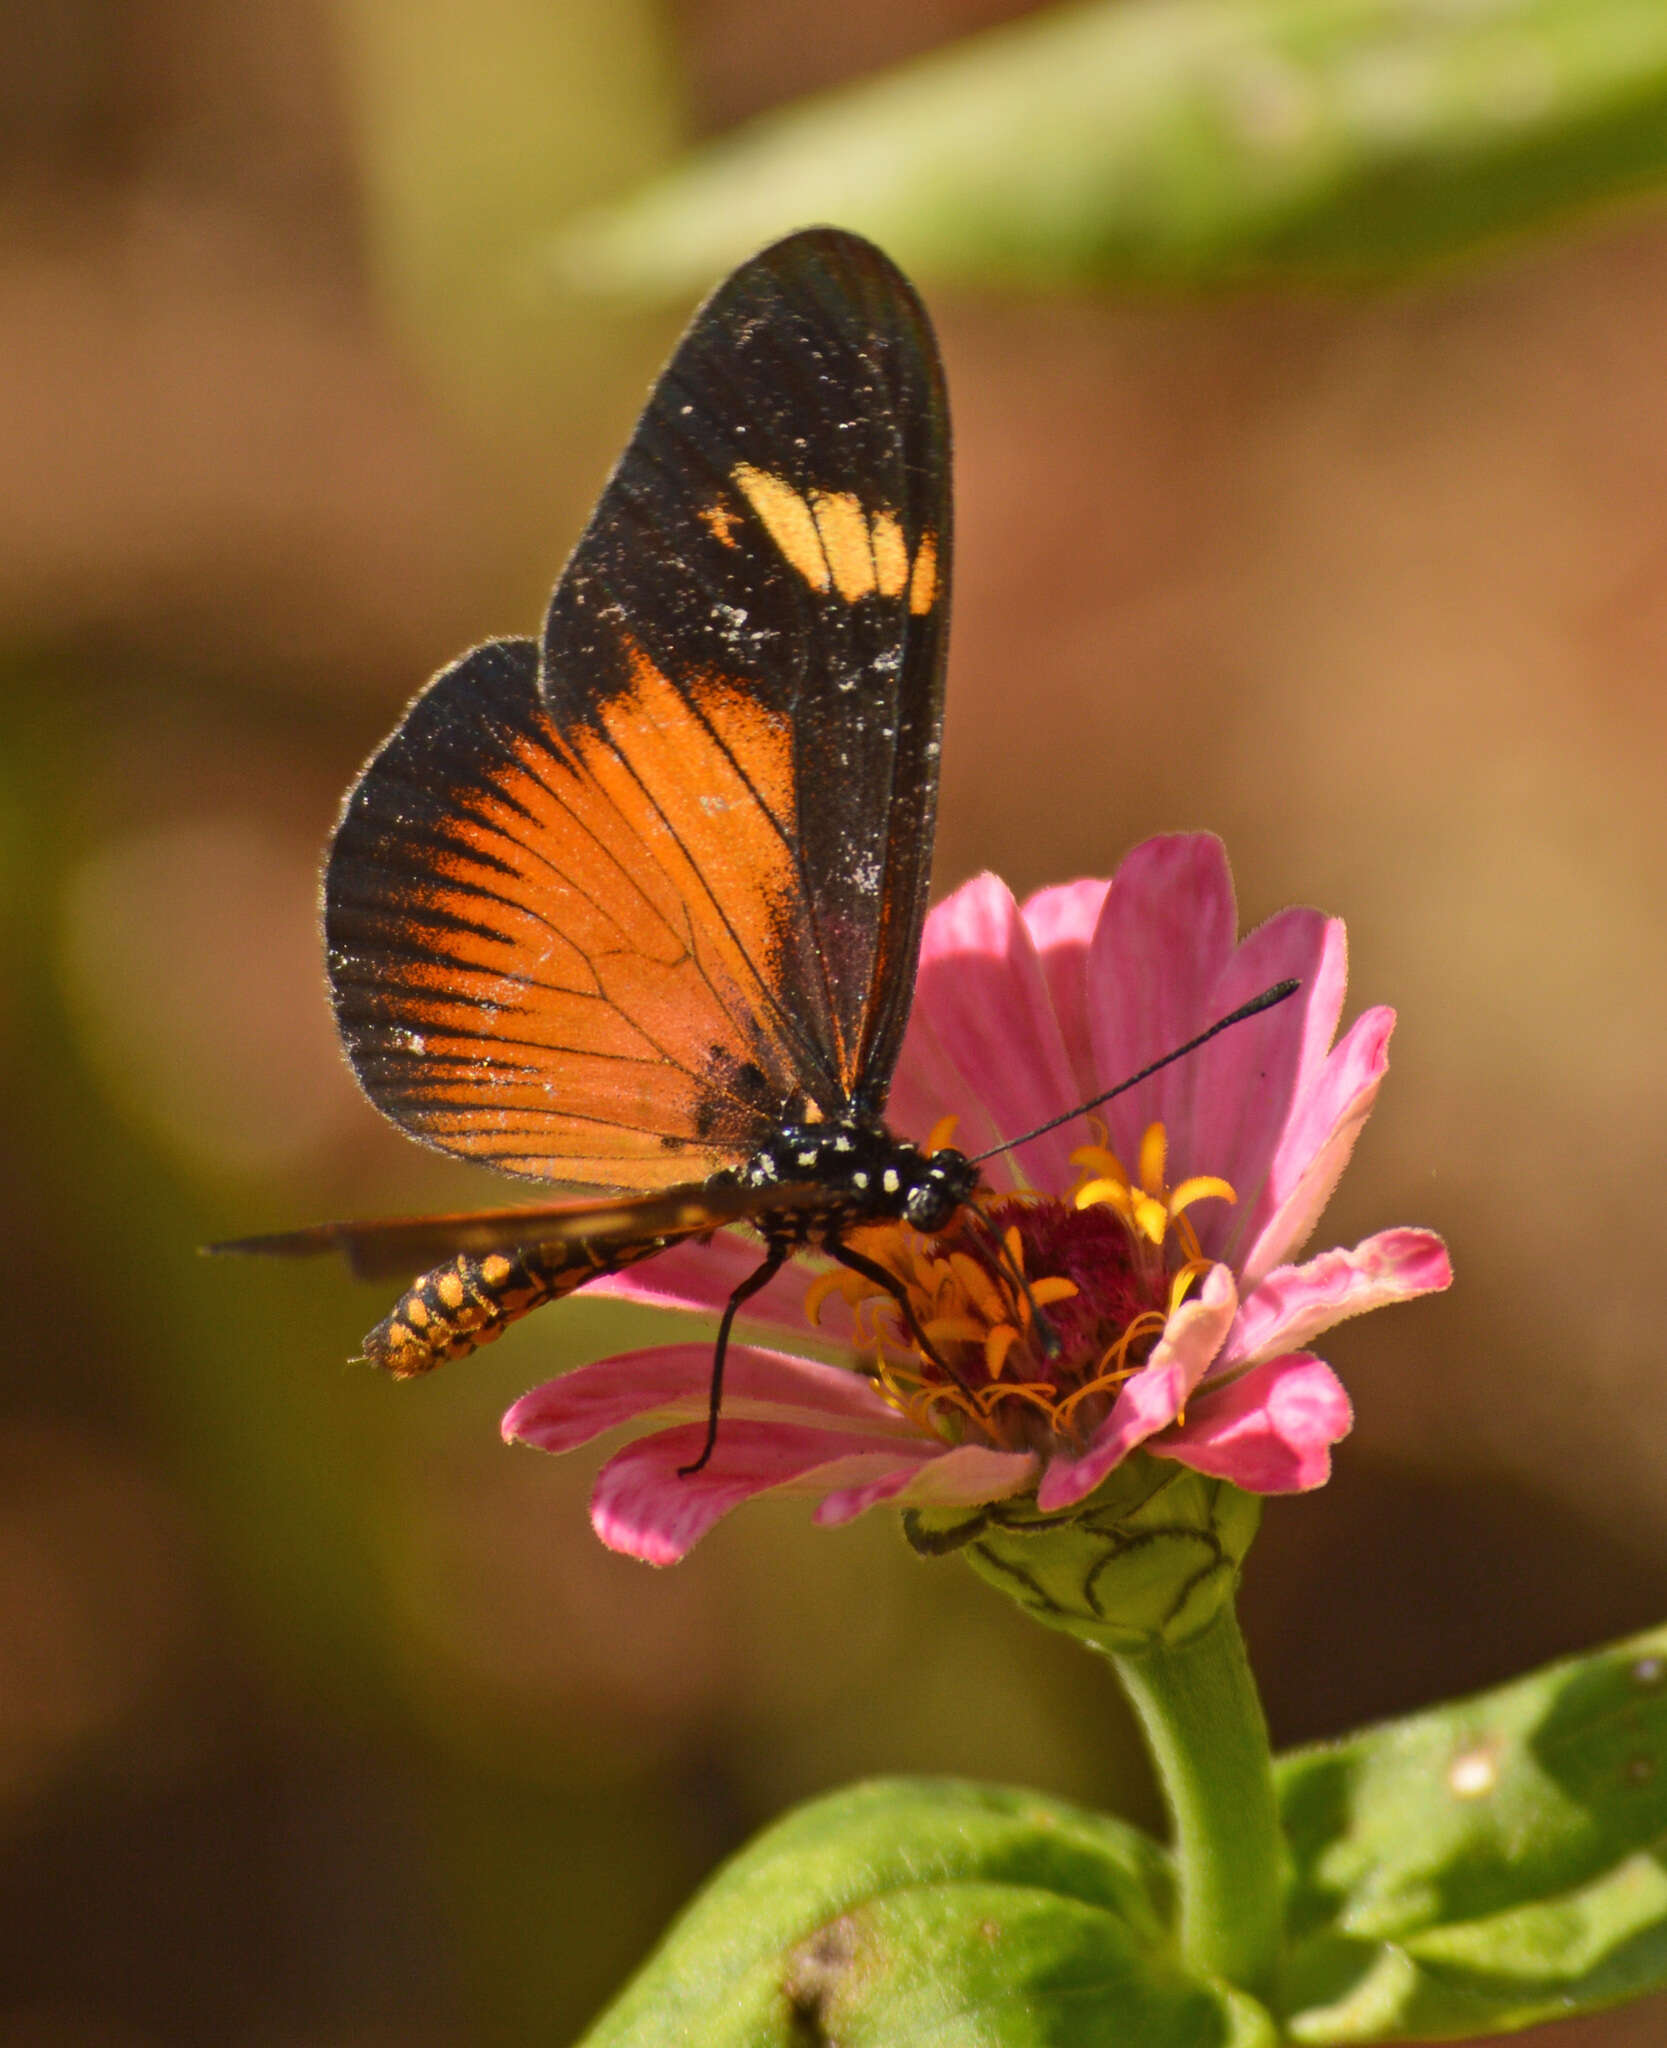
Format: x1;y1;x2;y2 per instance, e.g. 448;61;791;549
220;227;981;1468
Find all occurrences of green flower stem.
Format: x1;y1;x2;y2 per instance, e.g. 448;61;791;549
913;1469;1279;1997
1111;1604;1281;2002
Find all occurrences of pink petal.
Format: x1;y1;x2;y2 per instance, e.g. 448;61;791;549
888;994;1019;1190
1169;911;1344;1264
1221;1228;1452;1371
589;1235;855;1349
1151;1353;1351;1492
589;1230;770;1315
1238;1006;1395;1285
813;1442;1039;1526
1235;905;1349;1090
1084;837;1238;1132
1020;878;1112;1096
590;1242;928;1368
902;873;1086;1192
591;1421;940;1564
1036;1263;1238;1512
502;1343;916;1456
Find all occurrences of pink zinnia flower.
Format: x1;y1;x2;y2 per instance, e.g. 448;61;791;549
504;835;1451;1565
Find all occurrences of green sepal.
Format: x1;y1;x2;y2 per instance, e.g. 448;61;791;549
1279;1622;1667;2040
556;0;1667;298
576;1777;1275;2047
905;1458;1263;1653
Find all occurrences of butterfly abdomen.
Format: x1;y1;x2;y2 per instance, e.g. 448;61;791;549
365;1237;667;1377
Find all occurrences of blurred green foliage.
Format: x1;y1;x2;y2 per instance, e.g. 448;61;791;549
334;0;681;411
578;1627;1667;2044
555;0;1667;299
580;1779;1272;2048
1282;1624;1667;2038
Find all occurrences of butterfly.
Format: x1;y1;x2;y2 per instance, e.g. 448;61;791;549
218;226;982;1470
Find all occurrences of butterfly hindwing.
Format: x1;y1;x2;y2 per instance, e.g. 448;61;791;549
325;229;952;1190
324;636;796;1188
216;1181;833;1375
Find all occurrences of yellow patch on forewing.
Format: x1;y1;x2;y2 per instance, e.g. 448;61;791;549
908;530;939;616
731;463;936;611
870;510;909;597
807;490;873;603
732;465;827;591
698;503;741;548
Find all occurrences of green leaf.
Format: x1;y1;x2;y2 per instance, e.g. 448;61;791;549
1278;1622;1667;2040
577;1776;1274;2046
557;0;1667;298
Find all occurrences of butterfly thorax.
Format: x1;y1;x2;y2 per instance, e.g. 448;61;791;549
725;1121;980;1240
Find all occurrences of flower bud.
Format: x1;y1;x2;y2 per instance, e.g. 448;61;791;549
902;1452;1262;1654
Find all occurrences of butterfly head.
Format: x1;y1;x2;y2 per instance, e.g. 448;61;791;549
898;1145;979;1232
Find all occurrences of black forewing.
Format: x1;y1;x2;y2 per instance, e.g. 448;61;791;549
542;227;952;1117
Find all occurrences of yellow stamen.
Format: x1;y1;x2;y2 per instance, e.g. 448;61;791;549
1075;1177;1135;1218
984;1325;1022;1379
1069;1141;1127;1183
949;1250;1009;1327
802;1270;851;1326
912;1384;983;1432
923;1315;990;1348
973;1381;1063;1422
920;1255;957;1301
1138;1122;1168;1195
1054;1302;1170;1427
1029;1277;1080;1309
925;1113;960;1156
1098;1309;1166;1376
850;1296;905;1353
1167;1174;1236;1217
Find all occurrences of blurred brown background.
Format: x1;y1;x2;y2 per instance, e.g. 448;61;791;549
7;1;1667;2042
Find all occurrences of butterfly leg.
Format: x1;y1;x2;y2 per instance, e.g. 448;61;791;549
679;1240;791;1478
826;1240;953;1374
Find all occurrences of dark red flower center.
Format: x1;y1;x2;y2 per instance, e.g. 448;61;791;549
805;1122;1235;1453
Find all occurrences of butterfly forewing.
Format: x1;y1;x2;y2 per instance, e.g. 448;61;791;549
217;1180;831;1281
326;229;951;1190
549;232;951;1105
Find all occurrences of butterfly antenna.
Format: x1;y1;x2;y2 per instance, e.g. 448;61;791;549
968;979;1300;1168
828;1241;955;1374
